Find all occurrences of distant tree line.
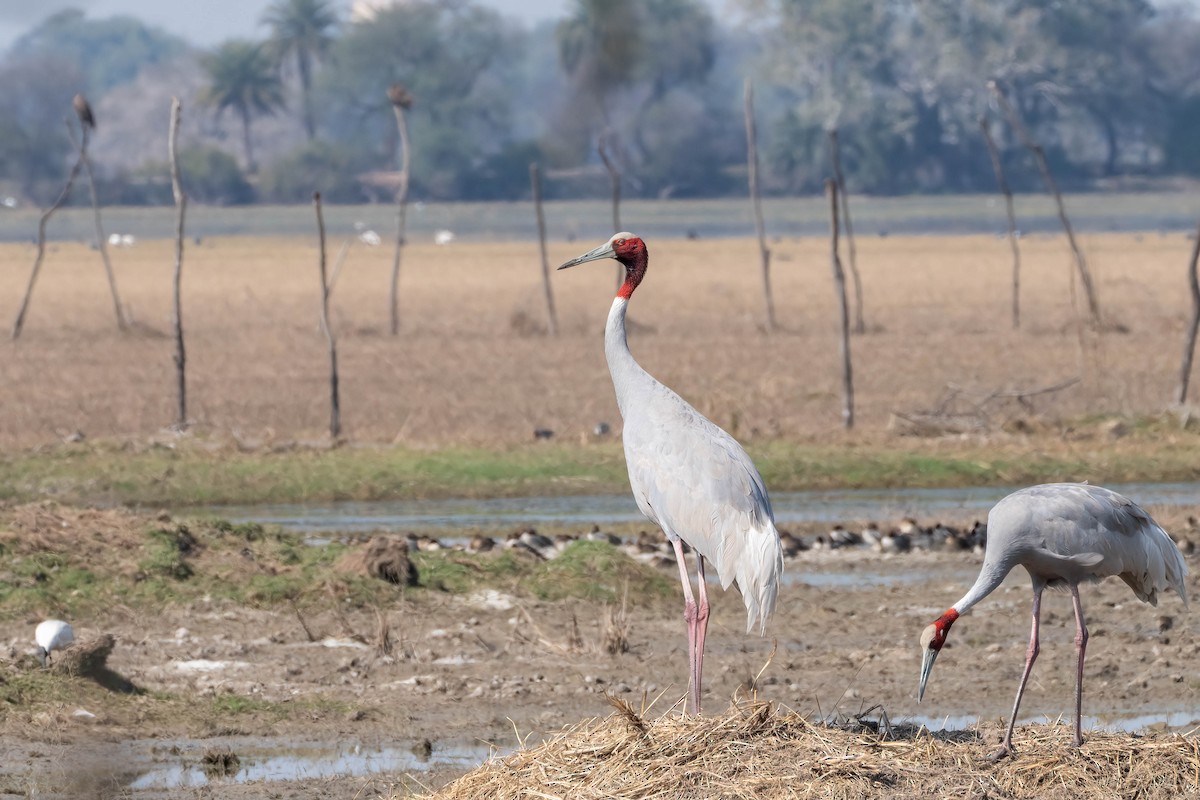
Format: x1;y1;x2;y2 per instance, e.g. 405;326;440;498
2;0;1200;207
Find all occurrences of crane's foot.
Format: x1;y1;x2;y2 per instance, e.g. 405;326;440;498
1071;733;1084;748
987;743;1015;762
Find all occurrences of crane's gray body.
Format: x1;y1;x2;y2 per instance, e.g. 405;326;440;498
605;297;783;633
958;482;1189;612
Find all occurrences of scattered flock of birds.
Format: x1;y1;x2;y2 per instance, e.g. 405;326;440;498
21;231;1194;763
402;516;991;566
352;221;455;247
98;226;456;250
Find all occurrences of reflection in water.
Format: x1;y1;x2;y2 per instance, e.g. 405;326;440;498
128;739;497;789
201;482;1200;535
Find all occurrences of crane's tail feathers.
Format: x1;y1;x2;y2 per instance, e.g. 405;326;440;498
730;522;784;635
1129;521;1189;608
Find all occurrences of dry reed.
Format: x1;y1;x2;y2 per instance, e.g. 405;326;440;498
428;699;1200;800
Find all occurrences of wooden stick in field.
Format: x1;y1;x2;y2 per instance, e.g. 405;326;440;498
313;191;341;439
743;79;776;333
826;178;854;430
326;239;352;298
828;128;863;334
530;162;558;336
989;80;1101;327
168;97;189;430
388;83;413;337
11;121;85;340
71;102;127;332
979;113;1022;329
1176;216;1200;405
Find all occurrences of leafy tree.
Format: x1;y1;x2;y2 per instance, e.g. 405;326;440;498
0;54;81;203
200;40;285;173
260;140;373;202
317;0;525;200
10;9;188;95
262;0;338;141
556;0;640;115
177;146;256;205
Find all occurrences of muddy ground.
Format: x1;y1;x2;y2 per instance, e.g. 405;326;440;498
0;508;1196;799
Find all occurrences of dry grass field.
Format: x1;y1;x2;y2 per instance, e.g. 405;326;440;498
0;230;1196;452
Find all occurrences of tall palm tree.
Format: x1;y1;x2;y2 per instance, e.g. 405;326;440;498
262;0;337;141
200;40;285;173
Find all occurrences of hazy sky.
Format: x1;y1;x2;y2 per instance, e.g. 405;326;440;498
0;0;567;52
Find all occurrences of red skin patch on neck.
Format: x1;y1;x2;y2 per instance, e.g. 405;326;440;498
614;238;648;299
931;608;959;650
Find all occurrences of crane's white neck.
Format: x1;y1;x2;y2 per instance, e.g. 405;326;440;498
952;553;1017;615
604;296;645;420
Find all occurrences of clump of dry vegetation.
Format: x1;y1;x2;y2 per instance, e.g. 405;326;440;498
430;699;1200;800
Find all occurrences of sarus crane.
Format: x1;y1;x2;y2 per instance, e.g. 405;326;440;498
917;482;1188;759
558;232;784;714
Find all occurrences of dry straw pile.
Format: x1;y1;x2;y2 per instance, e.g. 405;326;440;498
431;699;1200;800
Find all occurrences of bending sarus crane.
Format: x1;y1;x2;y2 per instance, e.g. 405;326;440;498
558;233;784;714
918;483;1188;759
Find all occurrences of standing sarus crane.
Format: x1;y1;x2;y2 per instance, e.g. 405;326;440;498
558;232;784;714
917;483;1188;760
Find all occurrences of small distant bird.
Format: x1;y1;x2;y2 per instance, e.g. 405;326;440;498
585;524;621;546
593;421;611;437
387;82;414;110
557;232;783;714
434;229;455;246
359;229;382;246
35;620;74;666
467;534;495;553
73;93;95;131
918;483;1188;760
828;524;861;548
533;428;554;440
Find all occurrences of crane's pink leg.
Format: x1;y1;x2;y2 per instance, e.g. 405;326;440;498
693;554;710;714
991;587;1044;762
671;538;701;714
1069;585;1089;747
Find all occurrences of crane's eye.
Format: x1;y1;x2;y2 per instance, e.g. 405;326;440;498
616;238;625;246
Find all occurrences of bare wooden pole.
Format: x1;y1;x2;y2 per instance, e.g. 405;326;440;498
168;97;188;430
979;113;1022;329
828;129;864;334
744;79;776;332
989;80;1101;326
12;125;85;340
325;238;353;298
388;85;413;337
598;130;623;291
826;178;854;430
1176;215;1200;405
314;191;341;439
74;123;126;331
530;162;558;337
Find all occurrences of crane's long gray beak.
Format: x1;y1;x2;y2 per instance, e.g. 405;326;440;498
558;240;615;270
917;648;938;702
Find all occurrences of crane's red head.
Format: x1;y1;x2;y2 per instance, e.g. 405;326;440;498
557;232;648;299
917;608;959;702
